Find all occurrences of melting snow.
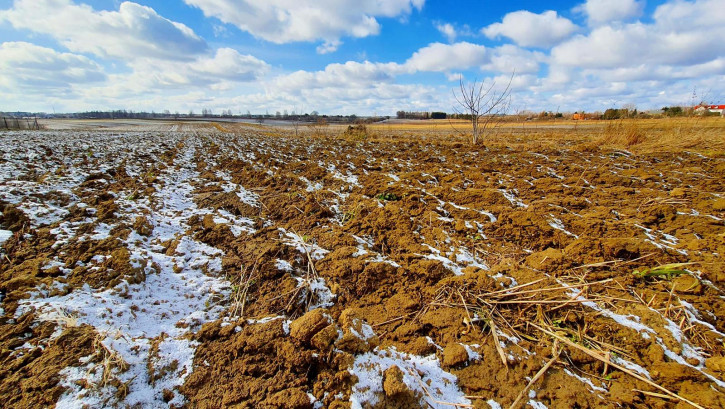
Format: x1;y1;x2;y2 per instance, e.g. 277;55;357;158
349;318;376;341
0;229;12;245
295;277;336;310
280;229;330;261
635;224;687;255
499;189;528;208
349;347;470;409
564;368;607;393
547;214;579;238
611;356;651;379
15;136;232;407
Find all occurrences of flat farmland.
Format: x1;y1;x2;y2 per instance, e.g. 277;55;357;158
1;119;724;408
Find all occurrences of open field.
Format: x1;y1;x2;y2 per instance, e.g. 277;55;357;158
1;119;724;408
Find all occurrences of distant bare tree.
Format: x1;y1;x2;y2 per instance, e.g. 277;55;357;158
291;106;302;136
292;115;300;137
453;72;514;145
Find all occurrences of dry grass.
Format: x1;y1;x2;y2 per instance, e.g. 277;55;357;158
90;331;130;398
211;122;231;133
362;117;725;154
426;266;716;409
229;262;259;319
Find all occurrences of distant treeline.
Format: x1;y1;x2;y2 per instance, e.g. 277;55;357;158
15;109;390;123
396;111;448;119
2;110;390;124
2;104;715;125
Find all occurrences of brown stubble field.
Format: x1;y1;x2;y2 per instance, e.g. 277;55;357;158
0;117;724;408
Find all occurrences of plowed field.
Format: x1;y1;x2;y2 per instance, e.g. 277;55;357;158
1;120;724;408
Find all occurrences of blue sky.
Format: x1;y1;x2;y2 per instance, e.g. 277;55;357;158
1;0;723;115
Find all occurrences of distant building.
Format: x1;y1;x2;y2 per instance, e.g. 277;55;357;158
572;112;598;120
694;104;725;116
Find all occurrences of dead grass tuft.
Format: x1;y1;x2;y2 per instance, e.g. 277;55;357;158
229;261;260;319
90;331;130;397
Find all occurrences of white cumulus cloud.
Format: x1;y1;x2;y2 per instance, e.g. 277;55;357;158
653;0;725;28
123;48;270;90
0;0;208;61
190;48;269;82
553;0;725;69
482;45;546;74
435;22;457;42
577;0;644;26
0;42;106;90
405;42;487;72
274;61;404;91
482;10;578;48
183;0;424;53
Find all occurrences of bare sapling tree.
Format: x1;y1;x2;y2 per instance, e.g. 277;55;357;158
292;116;300;137
291;106;301;137
453;72;514;144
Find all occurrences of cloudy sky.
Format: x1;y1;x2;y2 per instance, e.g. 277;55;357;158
1;0;723;115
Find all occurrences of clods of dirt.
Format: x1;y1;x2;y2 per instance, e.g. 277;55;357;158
1;129;724;408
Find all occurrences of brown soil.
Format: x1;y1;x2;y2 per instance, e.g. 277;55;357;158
1;126;724;408
0;320;98;408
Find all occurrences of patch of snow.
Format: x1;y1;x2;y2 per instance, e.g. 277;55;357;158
352;234;399;267
420;244;464;276
455;247;489;270
563;284;655;337
327;164;361;187
655;334;725;388
247;315;287;325
679;300;725;338
280;229;329;261
564;368;607;393
349;319;376;341
216;171;260;207
487;400;503;409
366;253;401;268
275;259;294;272
547;214;579;238
528;399;548;409
461;343;481;361
426;336;443;351
349;347;470;409
0;229;12;245
17;137;232;407
299;176;323;192
499;189;528;208
216;209;256;236
294;277;336;310
635;224;687;255
447;202;497;222
611;356;651;379
90;223;113;241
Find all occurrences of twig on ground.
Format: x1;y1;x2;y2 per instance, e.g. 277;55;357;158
509;340;561;409
488;310;509;367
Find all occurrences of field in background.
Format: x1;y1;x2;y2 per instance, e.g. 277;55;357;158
1;118;724;408
37;116;725;154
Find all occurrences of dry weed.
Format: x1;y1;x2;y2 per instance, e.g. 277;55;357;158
229;261;259;319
